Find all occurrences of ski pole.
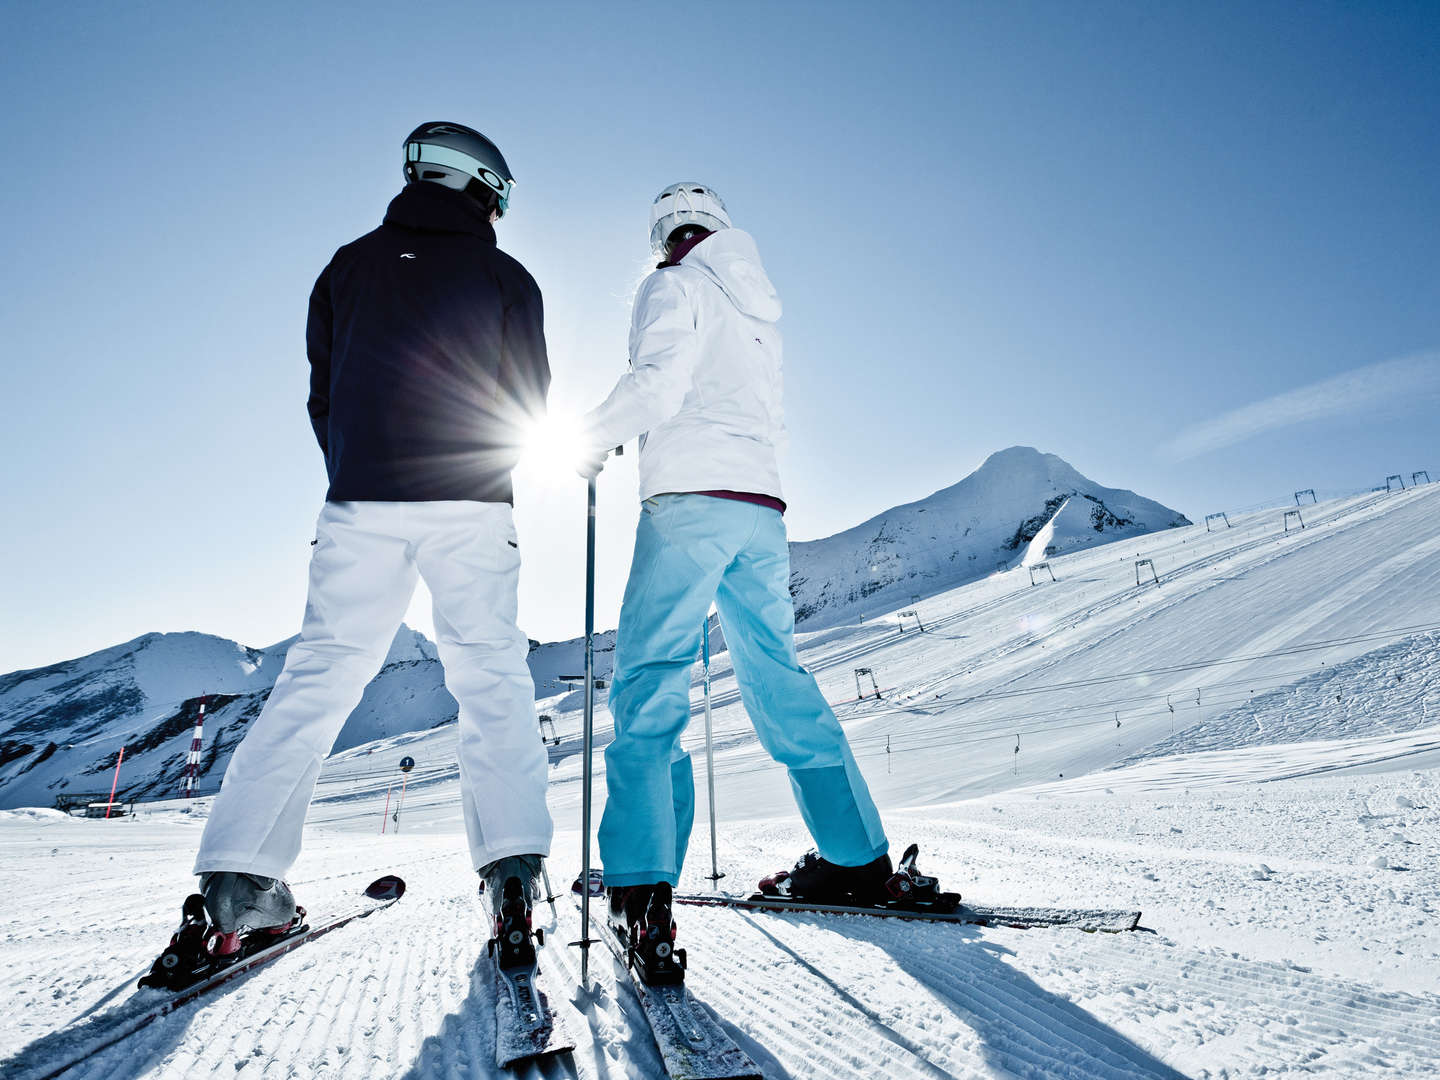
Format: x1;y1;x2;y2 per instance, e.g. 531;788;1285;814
578;474;598;986
702;618;724;882
540;858;558;914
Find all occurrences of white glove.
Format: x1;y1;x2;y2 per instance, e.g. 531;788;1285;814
577;443;610;480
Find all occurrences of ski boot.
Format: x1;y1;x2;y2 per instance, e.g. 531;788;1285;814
487;876;543;969
882;844;961;913
139;893;226;990
139;881;305;991
609;882;685;986
756;849;894;905
201;872;299;937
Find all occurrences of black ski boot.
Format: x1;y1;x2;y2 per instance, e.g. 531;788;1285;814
608;882;685;986
139;888;307;991
140;893;224;990
488;875;542;969
757;849;894;905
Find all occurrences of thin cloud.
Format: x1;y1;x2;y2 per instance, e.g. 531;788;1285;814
1162;351;1440;461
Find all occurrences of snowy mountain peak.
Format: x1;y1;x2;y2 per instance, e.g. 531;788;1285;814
788;448;1191;627
0;624;447;810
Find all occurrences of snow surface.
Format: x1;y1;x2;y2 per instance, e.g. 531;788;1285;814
3;481;1440;1078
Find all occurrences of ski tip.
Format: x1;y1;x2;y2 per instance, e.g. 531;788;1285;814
365;875;406;901
570;869;605;898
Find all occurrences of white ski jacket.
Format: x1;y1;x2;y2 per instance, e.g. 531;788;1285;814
583;229;786;502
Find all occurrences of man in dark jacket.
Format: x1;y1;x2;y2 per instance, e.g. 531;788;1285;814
189;123;553;946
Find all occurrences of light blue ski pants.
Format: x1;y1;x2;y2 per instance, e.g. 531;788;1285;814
598;494;888;888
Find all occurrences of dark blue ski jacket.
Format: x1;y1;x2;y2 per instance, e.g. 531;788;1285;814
306;182;549;503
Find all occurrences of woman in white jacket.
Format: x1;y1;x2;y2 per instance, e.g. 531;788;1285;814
581;183;890;961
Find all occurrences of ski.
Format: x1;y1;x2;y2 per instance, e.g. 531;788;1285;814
678;844;1140;933
673;892;1142;933
487;877;576;1068
13;876;405;1080
575;879;762;1080
491;959;577;1068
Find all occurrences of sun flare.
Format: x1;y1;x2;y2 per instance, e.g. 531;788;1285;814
520;411;587;477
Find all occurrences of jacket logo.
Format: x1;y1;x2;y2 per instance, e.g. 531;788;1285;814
400;253;417;259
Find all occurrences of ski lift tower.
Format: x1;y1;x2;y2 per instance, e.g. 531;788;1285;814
1027;561;1056;586
182;697;206;798
854;668;882;700
559;673;608;691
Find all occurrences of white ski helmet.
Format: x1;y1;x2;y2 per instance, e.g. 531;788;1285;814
403;121;515;216
649;181;731;255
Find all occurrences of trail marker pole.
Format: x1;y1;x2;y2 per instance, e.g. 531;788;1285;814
380;782;394;834
392;756;415;833
105;746;124;819
394;776;408;832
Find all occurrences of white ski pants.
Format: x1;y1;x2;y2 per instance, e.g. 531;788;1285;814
194;500;553;880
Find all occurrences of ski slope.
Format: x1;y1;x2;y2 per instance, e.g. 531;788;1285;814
3;482;1440;1079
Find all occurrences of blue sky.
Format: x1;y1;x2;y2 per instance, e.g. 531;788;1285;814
2;1;1437;671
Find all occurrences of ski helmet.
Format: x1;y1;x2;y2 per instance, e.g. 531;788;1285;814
403;122;515;216
649;182;730;255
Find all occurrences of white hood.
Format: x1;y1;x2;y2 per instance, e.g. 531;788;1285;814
584;227;788;502
684;229;782;323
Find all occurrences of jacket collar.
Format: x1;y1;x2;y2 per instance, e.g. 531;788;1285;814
384;182;497;243
658;228;713;268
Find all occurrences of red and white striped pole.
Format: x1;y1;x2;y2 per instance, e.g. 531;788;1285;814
183;697;206;798
105;746;125;819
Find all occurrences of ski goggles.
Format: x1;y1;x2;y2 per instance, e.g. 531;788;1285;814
406;143;514;215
